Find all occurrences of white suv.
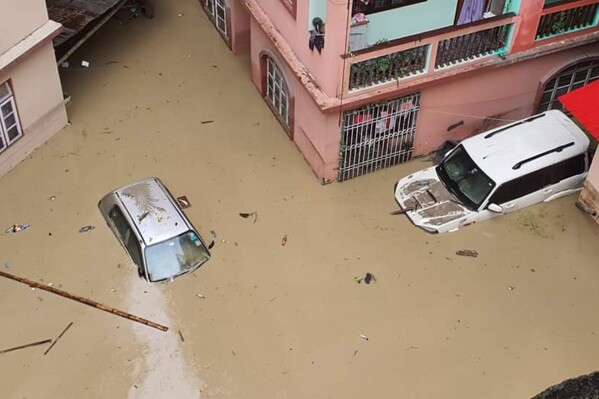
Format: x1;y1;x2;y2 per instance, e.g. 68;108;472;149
394;110;590;233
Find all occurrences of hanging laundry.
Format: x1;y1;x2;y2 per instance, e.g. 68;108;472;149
309;32;325;54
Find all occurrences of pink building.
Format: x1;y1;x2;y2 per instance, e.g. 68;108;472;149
0;0;68;177
200;0;599;183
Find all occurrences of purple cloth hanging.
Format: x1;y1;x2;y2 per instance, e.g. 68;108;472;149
457;0;486;25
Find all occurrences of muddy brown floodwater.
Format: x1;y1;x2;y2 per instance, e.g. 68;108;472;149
1;1;599;398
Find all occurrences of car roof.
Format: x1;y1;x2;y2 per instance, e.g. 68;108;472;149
114;177;189;245
462;110;590;183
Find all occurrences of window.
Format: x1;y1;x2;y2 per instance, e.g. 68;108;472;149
206;0;227;37
436;145;496;210
109;206;143;268
266;57;290;129
538;59;599;112
488;154;586;204
109;206;130;240
352;0;427;15
0;81;23;153
456;0;507;25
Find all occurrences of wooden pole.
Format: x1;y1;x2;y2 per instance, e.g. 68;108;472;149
44;322;74;356
0;339;52;355
0;271;168;332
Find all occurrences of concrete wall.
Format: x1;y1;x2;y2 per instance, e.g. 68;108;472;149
365;0;458;45
0;0;48;54
231;0;252;53
250;18;339;181
0;42;68;177
579;150;599;225
253;0;347;98
412;42;599;156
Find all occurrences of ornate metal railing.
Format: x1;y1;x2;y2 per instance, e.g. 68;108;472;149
349;44;428;90
536;3;599;40
435;24;511;68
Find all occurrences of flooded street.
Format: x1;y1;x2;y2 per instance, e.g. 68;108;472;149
1;1;599;398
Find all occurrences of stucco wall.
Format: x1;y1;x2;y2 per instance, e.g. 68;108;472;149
253;0;347;98
0;42;68;177
250;19;339;181
0;0;48;55
412;42;599;156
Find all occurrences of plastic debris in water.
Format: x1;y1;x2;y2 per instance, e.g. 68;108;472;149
359;334;369;341
78;225;95;233
5;224;30;234
364;273;376;285
281;234;288;246
196;293;205;299
210;230;217;238
4;261;9;269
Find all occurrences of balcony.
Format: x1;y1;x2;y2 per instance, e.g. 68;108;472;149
346;13;515;91
536;1;599;40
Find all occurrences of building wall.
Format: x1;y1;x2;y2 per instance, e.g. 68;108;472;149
580;150;599;224
412;42;599;156
0;0;48;54
253;0;347;98
0;42;68;177
250;18;339;181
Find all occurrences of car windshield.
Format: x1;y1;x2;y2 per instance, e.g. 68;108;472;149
145;231;209;282
436;145;495;210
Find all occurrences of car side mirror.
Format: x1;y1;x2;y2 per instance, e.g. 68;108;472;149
487;203;503;213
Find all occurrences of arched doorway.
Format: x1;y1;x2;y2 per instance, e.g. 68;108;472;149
264;56;291;135
538;59;599;113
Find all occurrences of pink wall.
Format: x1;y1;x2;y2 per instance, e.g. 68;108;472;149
413;42;599;156
511;0;599;53
249;18;340;181
253;0;347;99
231;0;251;54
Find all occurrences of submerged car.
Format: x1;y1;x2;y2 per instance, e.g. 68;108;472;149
99;178;210;282
394;110;590;233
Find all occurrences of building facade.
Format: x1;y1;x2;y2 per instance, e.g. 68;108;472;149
200;0;599;183
0;0;68;177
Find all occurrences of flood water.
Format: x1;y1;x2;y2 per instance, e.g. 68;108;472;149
1;1;599;398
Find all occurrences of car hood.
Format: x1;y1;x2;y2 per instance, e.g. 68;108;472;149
394;167;473;232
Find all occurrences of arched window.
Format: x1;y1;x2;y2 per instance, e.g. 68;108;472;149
538;59;599;112
265;57;290;128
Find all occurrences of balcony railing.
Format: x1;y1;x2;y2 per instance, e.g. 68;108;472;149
349;45;428;90
536;3;599;40
345;14;515;92
436;24;510;68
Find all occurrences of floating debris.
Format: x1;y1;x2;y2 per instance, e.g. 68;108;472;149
78;225;95;233
210;230;217;238
44;322;74;356
196;293;205;299
456;249;478;258
177;196;191;209
0;339;52;355
281;234;288;246
239;212;258;223
5;224;30;234
359;333;369;341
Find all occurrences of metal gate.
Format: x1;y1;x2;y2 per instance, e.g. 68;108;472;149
206;0;227;38
338;92;420;181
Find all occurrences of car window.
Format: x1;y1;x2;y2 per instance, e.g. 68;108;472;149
126;231;143;268
109;206;143;268
547;154;586;183
109;206;130;240
489;167;551;204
